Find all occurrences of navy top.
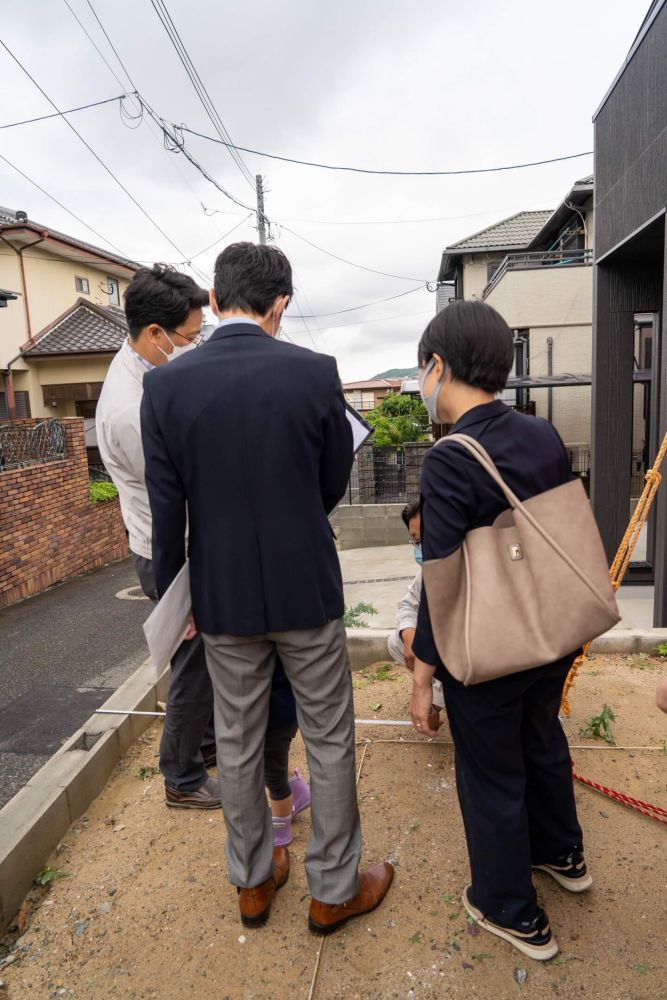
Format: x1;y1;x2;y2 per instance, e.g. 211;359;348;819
140;322;353;636
413;400;572;673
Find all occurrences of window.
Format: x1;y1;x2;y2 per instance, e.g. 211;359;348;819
345;391;376;412
106;277;120;306
487;261;502;283
0;390;31;419
75;275;90;294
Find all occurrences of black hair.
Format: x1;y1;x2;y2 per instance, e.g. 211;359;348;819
124;264;208;339
401;500;421;529
213;242;293;316
417;299;514;394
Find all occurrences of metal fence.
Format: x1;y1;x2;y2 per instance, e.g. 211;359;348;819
88;463;113;483
341;440;593;505
0;420;67;471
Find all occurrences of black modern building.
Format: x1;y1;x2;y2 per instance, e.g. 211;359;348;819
591;0;667;625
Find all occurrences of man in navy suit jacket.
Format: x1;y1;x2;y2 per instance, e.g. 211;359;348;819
141;242;394;933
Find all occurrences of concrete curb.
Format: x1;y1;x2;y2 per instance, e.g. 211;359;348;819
0;658;169;934
346;626;667;664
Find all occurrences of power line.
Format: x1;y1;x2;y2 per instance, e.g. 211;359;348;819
188;213;253;260
65;0;211;283
148;0;255;190
140;98;256;214
62;0;211;284
0;39;193;265
0;93;129;129
180;125;593;177
282;285;427;319
280;226;434;284
0;152;130;257
283;308;433;332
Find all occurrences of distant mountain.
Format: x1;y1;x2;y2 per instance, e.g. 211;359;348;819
372;366;419;380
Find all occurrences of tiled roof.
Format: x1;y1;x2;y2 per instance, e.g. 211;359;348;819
0;205;138;271
343;379;400;390
446;211;554;252
23;298;127;356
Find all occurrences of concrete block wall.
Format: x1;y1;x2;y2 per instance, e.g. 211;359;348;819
331;503;407;550
0;417;128;608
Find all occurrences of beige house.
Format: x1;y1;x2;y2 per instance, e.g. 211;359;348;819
343;378;401;412
0;206;137;420
437;177;594;453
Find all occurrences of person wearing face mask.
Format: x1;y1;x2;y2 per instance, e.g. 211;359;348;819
409;300;590;963
141;242;394;933
96;265;310;830
387;501;444;722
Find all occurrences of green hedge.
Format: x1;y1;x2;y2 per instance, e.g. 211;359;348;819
89;481;119;504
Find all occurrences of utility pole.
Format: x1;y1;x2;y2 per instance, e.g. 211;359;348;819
256;175;266;245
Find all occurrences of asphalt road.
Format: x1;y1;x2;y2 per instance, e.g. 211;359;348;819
0;558;152;810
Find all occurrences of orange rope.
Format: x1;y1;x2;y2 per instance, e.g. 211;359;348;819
561;431;667;715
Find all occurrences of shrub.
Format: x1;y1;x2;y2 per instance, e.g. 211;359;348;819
89;481;119;504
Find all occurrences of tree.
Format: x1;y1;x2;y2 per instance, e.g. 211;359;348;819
365;393;429;446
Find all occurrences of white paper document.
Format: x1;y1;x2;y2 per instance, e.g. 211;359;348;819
142;560;192;676
345;402;374;454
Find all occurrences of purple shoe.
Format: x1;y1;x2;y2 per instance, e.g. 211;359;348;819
289;768;311;817
272;814;293;847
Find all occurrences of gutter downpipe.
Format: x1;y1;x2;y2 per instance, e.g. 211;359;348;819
0;233;46;419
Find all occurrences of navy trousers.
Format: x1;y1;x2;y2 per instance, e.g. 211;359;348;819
440;656;583;926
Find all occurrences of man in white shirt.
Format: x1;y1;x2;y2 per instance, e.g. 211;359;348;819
388;501;444;712
96;265;220;808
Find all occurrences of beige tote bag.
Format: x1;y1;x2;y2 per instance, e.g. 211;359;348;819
421;433;620;685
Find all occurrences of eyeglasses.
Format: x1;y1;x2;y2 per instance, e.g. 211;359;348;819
163;327;204;347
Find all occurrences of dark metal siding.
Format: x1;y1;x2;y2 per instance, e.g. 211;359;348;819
593;2;667;258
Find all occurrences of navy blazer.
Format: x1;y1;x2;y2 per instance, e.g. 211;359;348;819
413;400;573;672
140;321;353;636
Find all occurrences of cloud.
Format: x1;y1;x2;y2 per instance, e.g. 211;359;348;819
0;0;644;377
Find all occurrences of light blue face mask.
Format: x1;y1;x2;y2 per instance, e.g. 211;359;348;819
413;545;423;565
418;357;449;424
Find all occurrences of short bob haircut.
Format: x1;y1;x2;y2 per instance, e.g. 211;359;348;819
417;300;514;394
213;241;293;317
124;264;208;339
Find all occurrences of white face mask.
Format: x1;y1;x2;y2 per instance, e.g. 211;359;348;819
156;329;199;363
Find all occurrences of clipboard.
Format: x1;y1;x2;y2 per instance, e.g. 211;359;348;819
143;561;192;676
345;400;375;454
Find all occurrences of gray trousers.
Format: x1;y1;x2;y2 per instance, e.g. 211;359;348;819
132;552;214;792
202;618;362;904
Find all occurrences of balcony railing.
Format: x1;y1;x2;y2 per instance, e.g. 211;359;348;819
483;248;593;299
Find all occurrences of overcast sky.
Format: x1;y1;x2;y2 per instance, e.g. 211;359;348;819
0;0;645;380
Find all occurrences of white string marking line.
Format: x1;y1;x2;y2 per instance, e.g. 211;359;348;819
92;710;667;752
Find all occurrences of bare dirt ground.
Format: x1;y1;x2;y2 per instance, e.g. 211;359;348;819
1;653;666;1000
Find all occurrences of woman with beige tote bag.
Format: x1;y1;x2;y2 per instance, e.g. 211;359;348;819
409;301;615;963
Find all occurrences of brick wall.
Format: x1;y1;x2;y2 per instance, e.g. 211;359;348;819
0;417;128;608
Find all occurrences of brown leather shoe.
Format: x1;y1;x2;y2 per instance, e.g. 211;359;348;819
308;862;395;935
238;847;290;928
164;776;220;810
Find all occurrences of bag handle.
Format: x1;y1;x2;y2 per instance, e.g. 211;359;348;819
436;432;614;611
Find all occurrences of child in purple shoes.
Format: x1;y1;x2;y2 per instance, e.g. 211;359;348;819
264;657;311;846
270;767;311;846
